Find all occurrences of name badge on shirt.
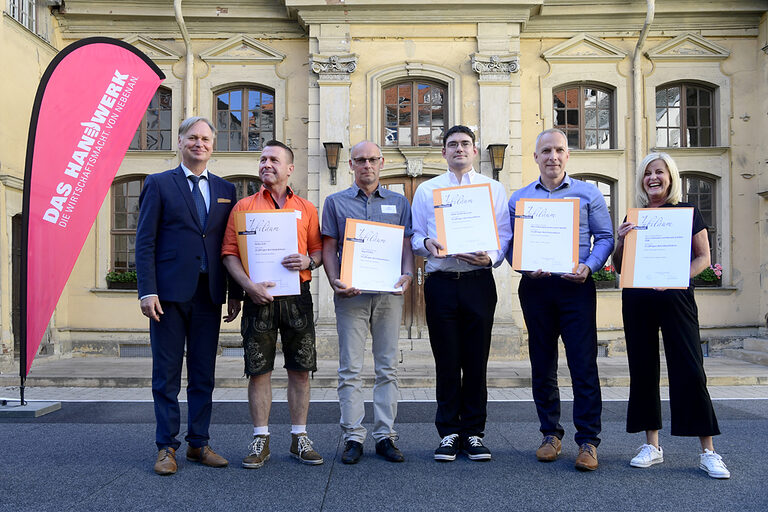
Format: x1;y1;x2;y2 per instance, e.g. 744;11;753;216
295;210;302;220
381;204;397;214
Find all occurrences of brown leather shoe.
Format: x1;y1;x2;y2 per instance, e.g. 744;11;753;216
154;447;177;475
575;443;598;471
536;435;562;462
186;445;229;468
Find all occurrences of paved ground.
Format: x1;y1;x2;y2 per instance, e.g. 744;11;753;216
1;353;767;511
1;398;767;511
2;351;767;390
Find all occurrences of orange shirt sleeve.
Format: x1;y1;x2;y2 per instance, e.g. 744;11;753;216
305;201;322;254
221;199;246;257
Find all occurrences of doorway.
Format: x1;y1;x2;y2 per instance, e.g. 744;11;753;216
379;176;429;338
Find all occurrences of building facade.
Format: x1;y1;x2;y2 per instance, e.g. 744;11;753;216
2;0;767;368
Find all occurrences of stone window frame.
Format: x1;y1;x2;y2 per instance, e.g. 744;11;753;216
381;79;448;148
109;176;145;277
367;62;462;150
129;86;173;151
553;83;616;150
213;84;276;153
681;172;719;266
655;81;717;148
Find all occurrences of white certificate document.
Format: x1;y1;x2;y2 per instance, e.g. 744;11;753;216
340;219;404;293
235;210;300;297
620;207;693;289
511;198;579;273
432;183;500;255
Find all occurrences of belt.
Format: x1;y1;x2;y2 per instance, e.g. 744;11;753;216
427;268;491;280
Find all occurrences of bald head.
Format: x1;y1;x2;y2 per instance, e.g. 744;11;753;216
349;141;384;194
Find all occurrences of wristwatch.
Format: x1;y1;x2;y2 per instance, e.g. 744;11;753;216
308;258;318;271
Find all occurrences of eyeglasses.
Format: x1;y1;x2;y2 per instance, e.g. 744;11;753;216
352;157;383;165
446;141;474;149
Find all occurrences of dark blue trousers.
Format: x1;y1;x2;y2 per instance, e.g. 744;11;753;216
425;269;497;438
150;274;221;450
519;275;601;447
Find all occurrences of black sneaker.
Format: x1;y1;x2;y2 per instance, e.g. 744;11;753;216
434;434;459;462
463;435;491;461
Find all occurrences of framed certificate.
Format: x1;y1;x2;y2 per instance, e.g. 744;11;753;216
235;210;300;296
432;183;500;256
340;219;404;293
511;198;579;274
620;207;693;289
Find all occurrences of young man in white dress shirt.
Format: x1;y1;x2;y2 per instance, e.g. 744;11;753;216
410;125;512;462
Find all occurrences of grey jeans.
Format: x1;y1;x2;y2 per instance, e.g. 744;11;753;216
334;293;403;443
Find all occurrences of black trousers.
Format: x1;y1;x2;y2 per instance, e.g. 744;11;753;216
425;269;497;438
150;274;222;450
623;287;720;437
518;275;602;447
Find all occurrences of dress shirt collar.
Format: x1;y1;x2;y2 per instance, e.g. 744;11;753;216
181;163;209;180
350;182;387;199
260;184;294;200
535;172;572;192
446;168;477;186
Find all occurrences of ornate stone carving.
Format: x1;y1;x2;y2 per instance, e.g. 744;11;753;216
406;158;423;177
310;54;358;81
470;53;519;81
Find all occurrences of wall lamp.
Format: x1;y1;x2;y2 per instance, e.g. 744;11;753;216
323;142;343;185
487;143;508;181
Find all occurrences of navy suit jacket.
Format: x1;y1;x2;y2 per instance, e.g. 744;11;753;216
136;166;238;304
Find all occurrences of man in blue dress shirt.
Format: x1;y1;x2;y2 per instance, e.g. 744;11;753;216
507;128;613;471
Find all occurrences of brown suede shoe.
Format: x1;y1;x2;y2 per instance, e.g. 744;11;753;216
536;435;562;462
186;445;229;468
154;447;177;475
575;443;598;471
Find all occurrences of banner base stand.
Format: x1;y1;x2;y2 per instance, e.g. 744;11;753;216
0;400;61;418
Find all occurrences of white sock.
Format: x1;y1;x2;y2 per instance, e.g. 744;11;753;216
291;425;306;435
253;426;269;437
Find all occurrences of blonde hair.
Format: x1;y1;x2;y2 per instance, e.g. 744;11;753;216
635;152;682;207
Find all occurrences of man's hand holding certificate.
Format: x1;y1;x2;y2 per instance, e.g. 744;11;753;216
432;183;501;257
511;198;579;274
235;210;300;297
619;207;694;289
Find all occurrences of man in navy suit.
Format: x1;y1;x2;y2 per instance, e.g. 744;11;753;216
136;116;241;475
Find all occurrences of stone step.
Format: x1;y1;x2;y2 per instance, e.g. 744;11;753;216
743;338;768;353
720;348;768;367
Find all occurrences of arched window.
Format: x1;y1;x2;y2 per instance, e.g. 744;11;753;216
110;177;145;275
553;85;614;149
215;86;275;151
130;87;172;150
382;80;447;147
656;83;714;148
227;176;263;201
682;174;717;263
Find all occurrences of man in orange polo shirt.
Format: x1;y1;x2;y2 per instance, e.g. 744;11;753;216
221;140;324;469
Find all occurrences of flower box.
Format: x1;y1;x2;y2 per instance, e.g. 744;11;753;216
107;280;137;290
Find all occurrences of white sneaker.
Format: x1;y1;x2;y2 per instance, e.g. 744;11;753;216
699;449;730;479
630;444;664;468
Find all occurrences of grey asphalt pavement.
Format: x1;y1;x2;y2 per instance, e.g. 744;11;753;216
1;397;767;512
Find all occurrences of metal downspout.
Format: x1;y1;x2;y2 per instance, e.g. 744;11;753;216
633;0;655;174
174;0;194;118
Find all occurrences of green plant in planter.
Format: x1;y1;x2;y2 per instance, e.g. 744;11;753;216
106;270;137;283
591;265;616;282
694;263;722;283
